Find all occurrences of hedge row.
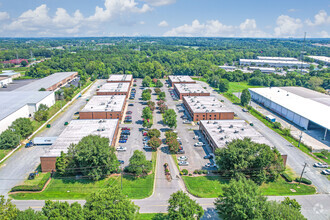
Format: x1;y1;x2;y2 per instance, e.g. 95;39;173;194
295;177;312;185
281;173;292;182
11;172;51;192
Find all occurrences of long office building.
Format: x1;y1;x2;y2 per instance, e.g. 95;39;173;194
308;56;330;65
168;75;196;87
0;91;55;133
79;95;126;120
107;74;133;86
183;96;234;121
174;83;210;99
256;56;298;61
96;82;130;97
249;87;330;143
40;119;120;172
240;59;310;68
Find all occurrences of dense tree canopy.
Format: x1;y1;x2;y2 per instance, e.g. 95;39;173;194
126;150;152;176
0;129;20;149
163;109;177;128
10;118;33;139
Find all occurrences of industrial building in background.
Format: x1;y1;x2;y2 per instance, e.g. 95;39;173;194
168;75;196;87
14;71;78;91
183;96;234;121
79;95;126;120
240;56;310;68
40;119;120;172
96;82;131;97
307;56;330;65
0;91;55;133
174;83;210;99
107;74;133;86
0;70;21;79
249;87;330;150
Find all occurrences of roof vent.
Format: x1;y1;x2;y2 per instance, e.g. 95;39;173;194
229;125;233;128
234;130;239;133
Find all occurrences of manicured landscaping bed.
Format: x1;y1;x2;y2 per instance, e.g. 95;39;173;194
182;175;315;198
314;153;330;164
0;149;11;161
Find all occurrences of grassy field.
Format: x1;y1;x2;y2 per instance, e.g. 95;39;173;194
11;152;157;200
0;149;11;161
22;172;48;186
182;175;315;198
137;213;167;220
227;82;261;94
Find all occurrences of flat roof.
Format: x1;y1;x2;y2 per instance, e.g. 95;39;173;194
249;87;330;130
200;120;272;149
14;72;77;91
257;56;298;61
279;87;330;107
0;70;20;77
240;59;309;65
81;95;126;112
169;75;195;83
174;83;208;94
0;91;54;121
98;82;130;93
308;56;330;63
183;96;233;114
108;74;132;82
41;119;119;157
249;67;275;71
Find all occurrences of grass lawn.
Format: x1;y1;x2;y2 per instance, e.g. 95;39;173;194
11;152;157;200
182;175;315;198
0;149;11;161
314;153;330;164
227;82;261;94
137;213;167;220
22;172;48;186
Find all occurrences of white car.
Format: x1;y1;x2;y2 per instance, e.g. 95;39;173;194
194;142;204;147
205;163;217;168
321;169;330;175
116;146;127;151
178;161;189;166
143;145;152;149
178;156;188;161
313;162;328;168
193;135;199;140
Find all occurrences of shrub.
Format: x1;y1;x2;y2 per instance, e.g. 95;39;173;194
189;173;192;176
295;177;312;185
198;170;202;175
202;170;208;174
181;169;188;175
281;173;292;182
11;173;51;192
193;170;198;174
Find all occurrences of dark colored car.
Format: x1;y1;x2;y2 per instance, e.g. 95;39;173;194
121;131;130;135
126;111;132;114
204;155;213;159
128;103;134;106
119;140;127;143
124;119;132;123
118;160;124;164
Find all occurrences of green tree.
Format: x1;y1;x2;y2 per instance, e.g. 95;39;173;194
10;118;33;138
215;138;284;184
142;76;152;87
0;196;18;220
142;107;153;120
167;137;180;153
159;104;168;113
281;197;301;212
165;131;178;139
163;109;177;128
154;88;161;94
84;186;139;219
0;129;20;149
263;201;306;220
273;122;282;129
15;208;46;220
142;91;151;101
67;135;119;180
282;128;291;136
38;88;46;91
20;60;28;67
148;137;162;150
147;129;161;138
168;191;204;220
42;201;84;220
147;101;155;111
34;104;49;122
159;92;166;100
240;89;251;106
214;178;266;220
156;80;163;88
125;150;152;176
218;79;229;93
55;151;70;176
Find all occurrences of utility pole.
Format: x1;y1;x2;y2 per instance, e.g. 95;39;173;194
298;130;303;148
298;163;307;185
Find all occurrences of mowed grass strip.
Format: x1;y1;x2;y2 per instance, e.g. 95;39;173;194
11;152;157;200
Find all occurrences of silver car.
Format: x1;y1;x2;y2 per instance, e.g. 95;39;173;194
178;161;189;166
313;162;328;168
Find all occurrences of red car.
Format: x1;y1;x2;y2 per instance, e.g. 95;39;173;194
143;131;148;136
122;127;131;131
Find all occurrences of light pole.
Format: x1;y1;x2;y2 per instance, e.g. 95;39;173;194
298;130;303;148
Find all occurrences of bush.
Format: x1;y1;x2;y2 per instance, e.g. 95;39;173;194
295;177;312;185
11;172;51;192
189;173;192;176
281;173;292;182
202;170;208;174
193;170;198;174
181;169;188;175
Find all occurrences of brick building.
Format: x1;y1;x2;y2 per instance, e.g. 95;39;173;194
174;83;210;99
168;75;196;87
107;74;133;86
79;95;126;120
40;119;120;172
96;82;130;97
183;96;234;121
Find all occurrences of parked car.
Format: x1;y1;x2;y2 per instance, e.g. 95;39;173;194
143;145;152;149
118;160;124;164
128;103;134;106
321;169;330;175
204;154;214;159
178;156;188;161
242;108;248;112
121;131;130;135
125;116;132;119
183;120;191;124
205;163;217;168
122;127;131;131
143;131;148;136
178;161;189;166
64;121;69;125
124;119;132;123
193;135;199;140
314;162;329;168
126;111;132;114
194;142;204;147
119;140;127;143
117;146;127;151
177;149;185;154
143;137;150;141
129;97;134;100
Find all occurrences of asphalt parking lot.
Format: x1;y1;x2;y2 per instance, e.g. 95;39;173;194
116;79;152;168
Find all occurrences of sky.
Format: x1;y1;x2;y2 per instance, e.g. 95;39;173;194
0;0;329;38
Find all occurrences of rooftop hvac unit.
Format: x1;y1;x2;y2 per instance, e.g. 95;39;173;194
197;107;200;109
218;126;222;129
234;130;239;133
207;121;210;124
229;125;233;128
211;110;215;112
114;102;116;104
220;137;224;140
212;104;215;106
197;101;200;103
225;141;229;144
213;121;218;124
206;110;209;112
203;107;206;109
100;102;105;105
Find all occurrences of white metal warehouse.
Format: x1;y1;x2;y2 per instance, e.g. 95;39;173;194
249;87;330;140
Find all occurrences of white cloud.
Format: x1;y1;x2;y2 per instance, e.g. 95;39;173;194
0;12;9;21
274;15;302;37
318;30;330;38
158;20;169;27
164;19;235;37
239;19;270;37
143;0;176;6
288;9;296;12
139;21;145;25
306;10;330;26
87;0;151;22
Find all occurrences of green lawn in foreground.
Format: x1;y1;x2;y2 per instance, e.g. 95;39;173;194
137;213;167;220
11;152;157;200
182;175;315;198
0;149;11;161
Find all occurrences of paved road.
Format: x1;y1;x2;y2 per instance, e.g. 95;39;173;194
198;81;330;194
0;80;103;197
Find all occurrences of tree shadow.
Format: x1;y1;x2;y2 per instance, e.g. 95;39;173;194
201;208;220;220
